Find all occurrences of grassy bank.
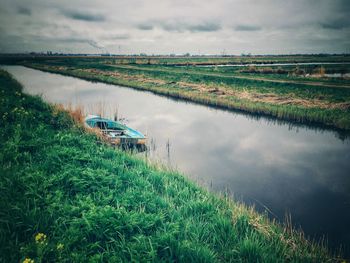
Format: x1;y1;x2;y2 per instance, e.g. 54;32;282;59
0;70;336;262
13;55;350;131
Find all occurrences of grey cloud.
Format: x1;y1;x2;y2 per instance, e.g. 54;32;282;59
29;35;94;45
321;18;350;30
107;34;130;40
39;35;105;50
187;22;221;32
158;20;221;32
138;24;153;30
60;37;106;50
17;6;31;15
58;37;90;44
235;25;262;31
0;33;97;53
62;10;105;22
1;0;349;54
161;22;181;32
86;40;104;49
321;23;344;30
335;0;350;12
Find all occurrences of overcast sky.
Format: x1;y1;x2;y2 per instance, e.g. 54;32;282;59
0;0;349;55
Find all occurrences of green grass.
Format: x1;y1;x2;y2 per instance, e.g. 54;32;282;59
3;53;349;65
102;64;350;99
0;69;336;262
21;60;350;130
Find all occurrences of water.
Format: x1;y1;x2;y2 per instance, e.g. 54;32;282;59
2;65;350;256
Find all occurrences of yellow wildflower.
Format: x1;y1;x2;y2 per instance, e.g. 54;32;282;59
57;243;64;250
23;258;35;263
35;233;47;245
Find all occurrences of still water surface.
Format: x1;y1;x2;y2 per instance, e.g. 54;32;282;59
3;66;350;255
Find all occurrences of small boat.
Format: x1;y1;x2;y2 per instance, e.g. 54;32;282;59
85;115;146;149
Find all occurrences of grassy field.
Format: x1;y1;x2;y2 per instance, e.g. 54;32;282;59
3;54;350;131
2;54;350;66
0;69;338;262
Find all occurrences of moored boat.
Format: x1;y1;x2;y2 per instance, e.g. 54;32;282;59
84;115;146;149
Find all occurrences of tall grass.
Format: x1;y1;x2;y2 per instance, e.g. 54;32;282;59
54;103;85;124
0;69;338;262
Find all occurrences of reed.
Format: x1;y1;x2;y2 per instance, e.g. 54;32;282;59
54;103;85;125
